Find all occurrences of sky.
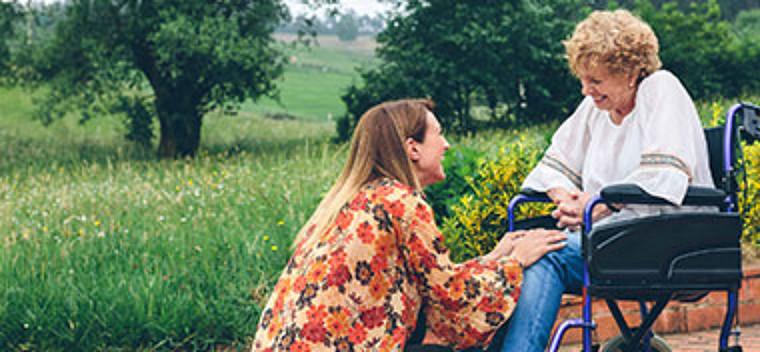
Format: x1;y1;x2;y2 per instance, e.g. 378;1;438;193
29;0;392;16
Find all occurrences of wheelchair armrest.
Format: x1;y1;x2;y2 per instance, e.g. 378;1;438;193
600;184;726;207
518;188;552;202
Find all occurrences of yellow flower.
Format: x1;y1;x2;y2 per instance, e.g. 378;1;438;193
271;245;278;251
277;220;285;225
94;220;101;227
263;235;269;241
187;179;193;186
175;185;181;191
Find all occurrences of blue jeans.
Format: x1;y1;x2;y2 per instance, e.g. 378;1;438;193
499;232;585;352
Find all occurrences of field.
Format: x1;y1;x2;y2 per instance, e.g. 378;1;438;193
241;34;379;121
0;35;366;350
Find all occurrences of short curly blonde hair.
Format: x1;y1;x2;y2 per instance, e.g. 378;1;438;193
564;9;661;79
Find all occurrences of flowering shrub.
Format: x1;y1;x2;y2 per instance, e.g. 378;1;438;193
740;143;760;257
439;138;553;262
706;102;760;256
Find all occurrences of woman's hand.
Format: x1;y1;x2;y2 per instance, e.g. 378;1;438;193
511;229;567;268
482;231;524;262
551;190;615;231
547;187;575;205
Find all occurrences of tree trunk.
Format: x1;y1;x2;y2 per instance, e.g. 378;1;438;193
155;99;202;159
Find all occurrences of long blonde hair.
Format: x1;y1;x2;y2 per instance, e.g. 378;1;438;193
293;99;434;250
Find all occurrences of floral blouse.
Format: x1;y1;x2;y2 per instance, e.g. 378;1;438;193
252;179;523;352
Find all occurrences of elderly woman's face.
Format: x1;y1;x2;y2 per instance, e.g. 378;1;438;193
578;65;638;120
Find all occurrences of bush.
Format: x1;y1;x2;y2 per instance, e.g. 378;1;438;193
437;138;552;262
425;144;486;223
705;102;760;254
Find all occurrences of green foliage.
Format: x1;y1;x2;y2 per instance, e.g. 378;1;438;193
740;141;760;253
438;137;553;262
631;0;760;100
635;0;729;99
337;0;586;142
734;8;760;39
425;144;486;222
703;102;760;255
0;1;20;78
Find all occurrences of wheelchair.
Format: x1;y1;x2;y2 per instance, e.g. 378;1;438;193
506;102;760;352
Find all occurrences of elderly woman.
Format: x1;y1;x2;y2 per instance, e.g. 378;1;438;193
498;10;714;352
252;99;567;352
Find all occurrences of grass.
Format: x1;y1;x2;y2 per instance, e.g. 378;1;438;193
0;80;340;349
0;117;344;351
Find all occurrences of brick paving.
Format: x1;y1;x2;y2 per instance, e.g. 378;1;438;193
558;323;760;351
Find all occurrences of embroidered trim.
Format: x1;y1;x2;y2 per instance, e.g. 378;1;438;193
540;153;582;189
640;152;692;180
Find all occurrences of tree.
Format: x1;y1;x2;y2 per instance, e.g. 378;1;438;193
0;1;21;77
335;10;359;41
13;0;333;158
337;0;586;141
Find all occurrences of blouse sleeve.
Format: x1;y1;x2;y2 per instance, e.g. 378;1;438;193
391;190;523;350
521;98;594;192
616;71;708;205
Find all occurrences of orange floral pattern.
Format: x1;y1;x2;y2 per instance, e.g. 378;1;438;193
252;179;523;351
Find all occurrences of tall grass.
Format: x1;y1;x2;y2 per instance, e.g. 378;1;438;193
0;131;344;351
0;83;345;350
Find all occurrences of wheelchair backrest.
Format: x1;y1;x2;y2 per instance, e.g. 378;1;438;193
705;103;760;204
704;126;732;193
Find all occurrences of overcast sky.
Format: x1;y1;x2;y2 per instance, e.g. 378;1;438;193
28;0;392;16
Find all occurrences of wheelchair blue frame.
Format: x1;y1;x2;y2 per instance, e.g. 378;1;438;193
506;102;756;352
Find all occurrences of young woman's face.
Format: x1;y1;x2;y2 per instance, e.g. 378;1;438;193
577;65;637;119
410;111;450;187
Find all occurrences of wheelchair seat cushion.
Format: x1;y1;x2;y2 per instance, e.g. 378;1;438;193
583;212;742;289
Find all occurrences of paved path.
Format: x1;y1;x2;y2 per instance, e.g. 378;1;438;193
558;323;760;351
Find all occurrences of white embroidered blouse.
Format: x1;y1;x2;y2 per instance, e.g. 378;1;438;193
522;70;714;220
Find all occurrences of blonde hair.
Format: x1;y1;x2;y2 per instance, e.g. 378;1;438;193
292;99;434;250
564;9;661;79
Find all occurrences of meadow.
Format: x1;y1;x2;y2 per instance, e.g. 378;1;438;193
0;35;362;350
1;33;758;350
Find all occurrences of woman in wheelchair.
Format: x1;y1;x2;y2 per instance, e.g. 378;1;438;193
498;9;716;352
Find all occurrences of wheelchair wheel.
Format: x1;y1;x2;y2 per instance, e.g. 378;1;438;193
601;333;672;352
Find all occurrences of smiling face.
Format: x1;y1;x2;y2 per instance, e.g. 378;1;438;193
407;111;450;187
577;65;638;122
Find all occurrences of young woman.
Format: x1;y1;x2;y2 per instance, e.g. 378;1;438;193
252;99;567;352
